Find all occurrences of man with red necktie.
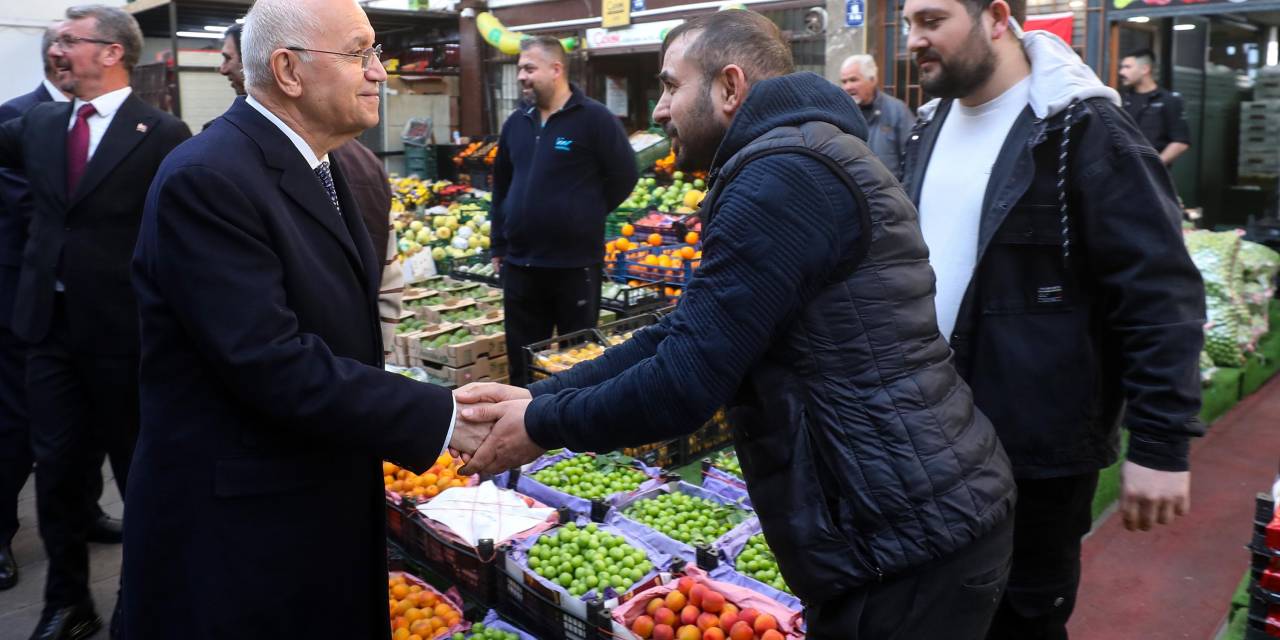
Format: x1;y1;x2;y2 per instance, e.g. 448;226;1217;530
0;5;189;639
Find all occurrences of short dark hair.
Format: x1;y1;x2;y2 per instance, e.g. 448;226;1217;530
225;23;243;55
42;26;57;75
66;4;143;72
1124;48;1155;67
660;10;794;85
519;35;567;67
955;0;1026;24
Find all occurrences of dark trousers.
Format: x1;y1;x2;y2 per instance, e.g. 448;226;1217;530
805;515;1014;639
28;298;139;609
502;264;601;387
0;325;31;546
986;472;1100;640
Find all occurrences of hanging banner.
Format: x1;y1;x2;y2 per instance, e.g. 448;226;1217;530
603;0;632;28
1024;11;1074;45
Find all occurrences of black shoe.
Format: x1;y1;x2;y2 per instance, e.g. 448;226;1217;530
28;602;101;640
0;544;15;590
87;514;122;544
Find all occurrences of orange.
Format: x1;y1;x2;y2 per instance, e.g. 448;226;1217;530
606;241;616;253
425;485;441;498
408;636;423;640
433;603;453;617
679;246;695;260
409;619;433;635
450;479;464;488
421;592;438;607
394;599;414;616
429;616;447;630
616;238;631;251
405;607;424;622
436;452;454;468
393;628;411;640
648;233;663;247
685;231;699;244
383;461;398;475
421;473;438;486
391;583;410;600
408;585;423;594
643;255;659;266
621;223;635;237
384;475;394;486
657;256;672;268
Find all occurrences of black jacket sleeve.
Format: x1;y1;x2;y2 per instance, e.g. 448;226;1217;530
490;119;513;259
1077;100;1205;471
0;116;23;171
595;109;639;213
1165;93;1191;145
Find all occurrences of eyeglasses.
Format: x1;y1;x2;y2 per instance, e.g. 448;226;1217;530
286;44;383;71
51;34;117;50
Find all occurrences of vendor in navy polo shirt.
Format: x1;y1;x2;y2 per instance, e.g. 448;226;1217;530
490;36;638;385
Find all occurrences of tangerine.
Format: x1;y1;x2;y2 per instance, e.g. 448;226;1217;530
679;246;696;260
648;233;663;247
621;223;635;237
685;231;699;244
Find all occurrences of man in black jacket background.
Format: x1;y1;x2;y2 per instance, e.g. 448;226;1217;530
900;0;1205;638
490;36;637;385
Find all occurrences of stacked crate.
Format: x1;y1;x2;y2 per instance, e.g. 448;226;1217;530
1239;100;1280;178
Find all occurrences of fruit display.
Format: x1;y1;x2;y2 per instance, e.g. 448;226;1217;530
621;486;749;546
529;452;652;500
532;340;608;373
622;575;791;640
452;140;497;167
710;449;742;478
388;572;465;640
525;522;656;598
455;262;498;278
420;328;475;349
735;534;792;596
436;306;492;324
609;244;703;284
450;623;518;640
397;317;432;334
384;453;472;501
392;186;492;262
619;175;706;214
1186;230;1253;366
601;280;664;307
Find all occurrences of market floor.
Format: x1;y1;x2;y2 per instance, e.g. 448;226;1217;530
1070;375;1280;640
0;464;121;640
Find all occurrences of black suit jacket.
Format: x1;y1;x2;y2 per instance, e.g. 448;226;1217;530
125;97;453;638
0;92;191;352
0;83;55;327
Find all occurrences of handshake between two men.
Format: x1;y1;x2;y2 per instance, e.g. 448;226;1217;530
447;382;546;476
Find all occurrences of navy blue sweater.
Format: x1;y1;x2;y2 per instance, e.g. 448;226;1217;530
525;74;868;450
491;85;638;269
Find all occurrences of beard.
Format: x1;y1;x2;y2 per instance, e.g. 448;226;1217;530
666;87;726;172
917;23;997;100
521;80;550;108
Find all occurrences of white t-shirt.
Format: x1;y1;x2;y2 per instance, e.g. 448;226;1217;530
918;77;1031;342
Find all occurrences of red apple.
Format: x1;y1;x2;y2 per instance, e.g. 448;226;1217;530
677;576;696;596
689;584;707;608
701;590;725;614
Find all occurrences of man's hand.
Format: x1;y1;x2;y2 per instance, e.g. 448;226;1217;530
457;399;544;476
1120;461;1190;531
455;381;530;405
491;256;503;275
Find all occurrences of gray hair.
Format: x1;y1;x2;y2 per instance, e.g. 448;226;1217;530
42;26;58;75
242;0;323;92
66;5;143;72
840;54;877;82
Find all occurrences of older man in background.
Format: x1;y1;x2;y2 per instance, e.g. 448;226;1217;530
124;0;476;636
839;54;915;178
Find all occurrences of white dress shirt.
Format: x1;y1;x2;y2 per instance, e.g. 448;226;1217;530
244;94;458;454
67;86;132;161
43;79;70;103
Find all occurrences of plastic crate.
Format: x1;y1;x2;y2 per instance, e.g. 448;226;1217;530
450;253;501;286
605;208;642;239
497;555;609;640
620;439;681;469
681;408;733;462
404;142;438;180
599;280;667;316
612;244;700;285
523;327;608;381
596;313;659;347
632;214;695;246
405;515;504;605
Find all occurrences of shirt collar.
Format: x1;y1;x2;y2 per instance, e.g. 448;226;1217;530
245;94;328;170
71;86;132;120
42;79;70;103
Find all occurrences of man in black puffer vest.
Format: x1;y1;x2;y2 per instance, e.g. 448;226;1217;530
454;10;1016;638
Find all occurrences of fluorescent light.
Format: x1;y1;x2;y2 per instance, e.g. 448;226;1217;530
175;30;226;39
1174;23;1196;31
204;25;228;32
1068;0;1083;8
1127;16;1150;23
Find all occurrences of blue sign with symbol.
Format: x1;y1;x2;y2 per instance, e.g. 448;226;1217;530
632;0;645;12
846;0;864;27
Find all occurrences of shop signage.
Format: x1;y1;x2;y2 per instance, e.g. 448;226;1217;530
603;0;632;28
632;0;646;11
846;0;865;27
1113;0;1254;10
586;18;684;50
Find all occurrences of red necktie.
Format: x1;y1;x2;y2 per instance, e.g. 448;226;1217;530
66;103;97;194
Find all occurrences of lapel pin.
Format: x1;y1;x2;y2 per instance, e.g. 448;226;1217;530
136;123;148;133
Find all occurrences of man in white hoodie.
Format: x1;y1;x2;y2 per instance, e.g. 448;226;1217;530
899;0;1207;638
